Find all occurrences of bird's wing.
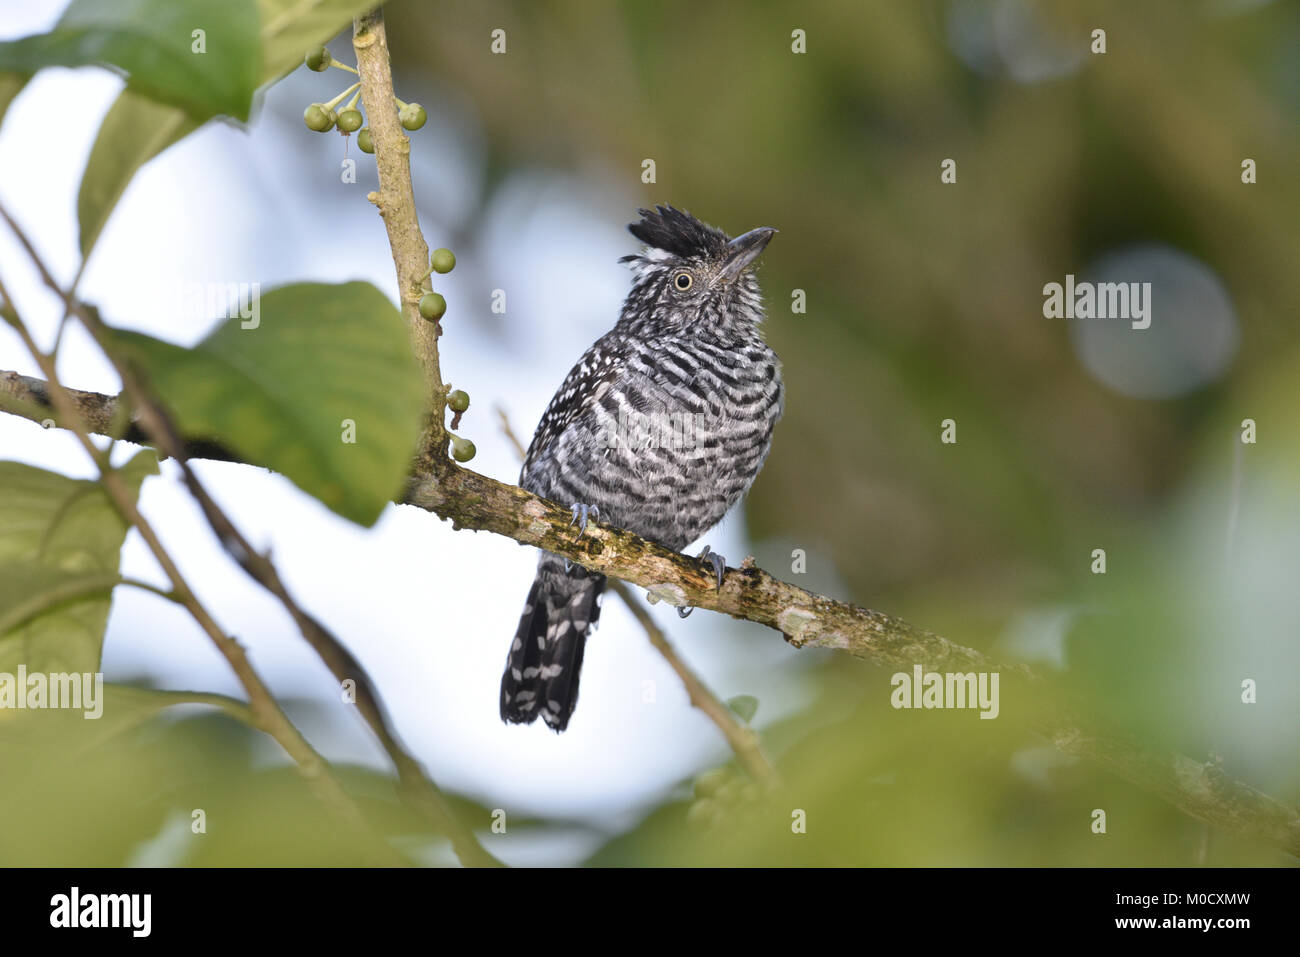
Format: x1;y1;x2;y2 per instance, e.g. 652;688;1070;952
520;335;626;487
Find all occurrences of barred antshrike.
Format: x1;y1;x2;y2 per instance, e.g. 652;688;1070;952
502;206;783;731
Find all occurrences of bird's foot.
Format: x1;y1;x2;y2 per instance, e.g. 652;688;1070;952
568;503;600;540
699;545;727;591
563;504;600;572
675;545;727;618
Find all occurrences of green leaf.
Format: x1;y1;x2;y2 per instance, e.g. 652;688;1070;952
112;282;426;526
0;451;158;674
0;565;123;640
726;694;759;724
0;0;261;122
74;0;380;260
0;687;252;866
77;90;199;258
0;684;223;755
258;0;382;82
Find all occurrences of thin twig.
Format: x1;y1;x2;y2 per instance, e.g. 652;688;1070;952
495;405;528;461
609;579;776;786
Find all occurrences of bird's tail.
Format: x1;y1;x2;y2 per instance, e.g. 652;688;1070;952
501;556;605;732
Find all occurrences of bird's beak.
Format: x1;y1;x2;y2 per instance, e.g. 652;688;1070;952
717;227;777;284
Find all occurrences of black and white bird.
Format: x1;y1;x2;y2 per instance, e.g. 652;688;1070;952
502;205;784;731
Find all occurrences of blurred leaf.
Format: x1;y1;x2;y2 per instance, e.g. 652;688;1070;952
587;667;1286;867
258;0;382;82
75;0;379;259
79;685;238;746
0;686;473;865
0;0;261;122
0;684;239;756
726;694;759;724
112;282;425;526
0;451;158;674
77;90;198;257
0;565;122;640
0;707;281;865
0;71;26;130
182;764;417;866
0;705;177;865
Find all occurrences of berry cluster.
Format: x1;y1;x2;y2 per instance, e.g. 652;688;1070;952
412;247;474;463
417;247;455;323
687;766;762;830
302;49;470;465
301;45;427;151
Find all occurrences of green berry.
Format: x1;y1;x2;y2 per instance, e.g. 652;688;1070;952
357;128;374;153
431;248;456;274
336;109;363;133
693;768;732;799
303;104;333;132
447;390;470;413
305;47;331;72
686;798;722;829
418;292;446;321
399;103;428;131
450;435;476;463
715;781;744;807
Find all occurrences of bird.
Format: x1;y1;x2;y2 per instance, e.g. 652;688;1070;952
501;205;784;732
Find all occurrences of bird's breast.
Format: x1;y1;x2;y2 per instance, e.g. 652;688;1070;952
598;340;782;547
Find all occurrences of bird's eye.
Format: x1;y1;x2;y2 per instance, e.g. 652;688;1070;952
673;271;693;291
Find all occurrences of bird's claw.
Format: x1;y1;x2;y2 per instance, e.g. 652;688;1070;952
568;503;599;541
699;545;726;592
675;545;726;618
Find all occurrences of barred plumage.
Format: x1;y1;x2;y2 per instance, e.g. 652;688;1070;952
502;205;784;732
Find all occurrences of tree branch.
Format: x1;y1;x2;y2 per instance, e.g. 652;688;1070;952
352;8;446;472
3;368;1296;857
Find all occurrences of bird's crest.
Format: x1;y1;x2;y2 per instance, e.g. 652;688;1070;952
626;205;729;260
